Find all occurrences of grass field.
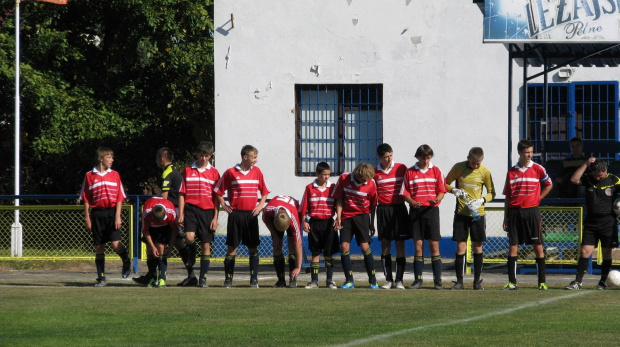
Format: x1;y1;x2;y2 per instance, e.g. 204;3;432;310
1;284;619;347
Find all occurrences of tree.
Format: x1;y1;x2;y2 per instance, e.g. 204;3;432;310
0;0;214;197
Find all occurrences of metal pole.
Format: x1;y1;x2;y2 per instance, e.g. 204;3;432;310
508;44;513;168
11;0;23;257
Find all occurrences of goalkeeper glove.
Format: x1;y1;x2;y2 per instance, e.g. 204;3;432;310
451;188;468;199
467;198;484;211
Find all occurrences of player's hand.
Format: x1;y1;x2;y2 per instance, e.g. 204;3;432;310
252;202;264;216
178;215;185;226
334;219;342;230
85;217;92;231
114;216;122;230
369;224;376;237
467;198;484;211
222;205;233;214
451;188;468;199
290;267;301;282
303;221;311;233
503;219;508;232
210;218;218;231
151;246;160;257
410;201;422;209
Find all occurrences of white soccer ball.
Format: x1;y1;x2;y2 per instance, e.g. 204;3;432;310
607;270;620;287
613;199;620;216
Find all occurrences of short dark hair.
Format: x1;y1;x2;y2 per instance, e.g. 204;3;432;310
152;204;166;223
414;144;433;158
241;145;258;157
517;139;534;152
196;141;214;156
376;143;393;157
589;159;607;174
569;137;583;144
468;147;484;161
157;147;174;162
316;162;331;173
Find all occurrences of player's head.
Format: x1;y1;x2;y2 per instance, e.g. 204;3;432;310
415;144;433;168
96;147;114;169
517;139;534;153
377;143;393;168
352;162;374;184
241;145;258;166
152;204;166;222
273;209;290;232
569;137;583;156
315;162;331;184
467;147;484;169
195;141;214;167
156;147;174;168
589;159;608;181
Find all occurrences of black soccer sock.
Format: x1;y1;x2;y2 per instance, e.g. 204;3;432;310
508;256;517;284
381;254;393;282
224;254;236;281
177;244;190;273
473;252;483;283
413;256;424;282
158;255;167;281
146;255;158;278
200;255;211;280
575;256;589;283
187;243;197;278
95;253;105;280
536;257;546;284
431;255;442;283
249;252;259;282
311;261;320;282
455;253;465;283
600;259;612;283
363;248;377;285
115;244;130;263
395;257;406;282
273;254;286;282
288;254;297;280
325;259;334;283
341;251;354;283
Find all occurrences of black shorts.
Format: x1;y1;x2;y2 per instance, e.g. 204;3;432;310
226;210;260;249
339;214;373;246
90;207;121;245
307;218;340;256
452;214;486;243
506;207;543;245
410;206;441;241
582;214;619;248
184;204;216;243
376;203;412;241
147;225;172;245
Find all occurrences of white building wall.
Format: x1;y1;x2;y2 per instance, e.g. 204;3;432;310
214;0;620;236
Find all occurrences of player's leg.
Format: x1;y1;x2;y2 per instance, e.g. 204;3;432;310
394;240;406;289
429;240;442;289
470;215;486;290
245;213;261;288
410;210;424;289
452;214;468;289
196;209;215;288
599;247;613;289
156;242;167;287
110;235;131;278
504;209;519;290
287;235;299;288
223;211;242;287
427;208;442;290
198;242;212;288
529;208;547;290
271;229;286;288
393;204;409;289
324;221;340;289
377;205;393;287
339;219;355;288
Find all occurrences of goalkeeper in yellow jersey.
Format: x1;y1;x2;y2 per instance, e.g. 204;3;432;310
445;147;496;290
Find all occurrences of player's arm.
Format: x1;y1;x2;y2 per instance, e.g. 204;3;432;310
114;201;123;230
143;230;159;257
334;197;343;230
502;176;510;231
216;194;231;214
570;157;594;185
160;191;169;200
83;202;91;231
253;193;269;216
483;171;496;203
290;239;303;281
210;196;220;231
178;195;185;225
540;181;553;200
444;166;458;192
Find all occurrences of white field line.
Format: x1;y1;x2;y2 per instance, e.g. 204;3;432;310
333;290;592;347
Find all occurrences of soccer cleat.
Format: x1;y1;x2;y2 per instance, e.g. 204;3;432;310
473;279;484;291
288;280;297;288
250;280;259;289
434;281;443;290
273;280;286;288
341;282;355;289
157;279;166;288
380;281;393;289
305;281;319;289
132;274;152;285
408;280;423;290
369;284;380;289
147;278;158;288
394;281;405;290
565;281;582;290
502;282;517;291
198;278;208;288
122;260;131;278
451;281;464;290
597;280;607;290
95;278;107;287
177;276;198;287
327;281;338;289
223;279;233;288
538;283;548;291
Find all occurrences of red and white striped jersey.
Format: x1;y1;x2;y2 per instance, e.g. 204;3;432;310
214;164;270;211
262;195;302;242
503;161;552;208
300;180;336;220
80;168;126;209
400;163;447;206
332;173;377;220
179;162;220;210
141;197;179;235
374;162;407;205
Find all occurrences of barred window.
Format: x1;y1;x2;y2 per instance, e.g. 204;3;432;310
295;84;383;176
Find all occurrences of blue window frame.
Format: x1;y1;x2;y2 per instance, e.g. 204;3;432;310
526;81;619;161
295;84;383;176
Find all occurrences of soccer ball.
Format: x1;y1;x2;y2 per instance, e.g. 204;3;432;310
613;199;620;215
607;270;620;287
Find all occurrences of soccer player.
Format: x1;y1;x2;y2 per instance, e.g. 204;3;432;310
555;137;587;198
565;158;620;290
262;195;304;288
300;162;339;289
214;145;270;288
177;141;220;288
80;147;131;287
445;147;496;290
333;162;379;289
373;143;410;290
139;196;179;288
502;139;553;290
400;144;446;290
